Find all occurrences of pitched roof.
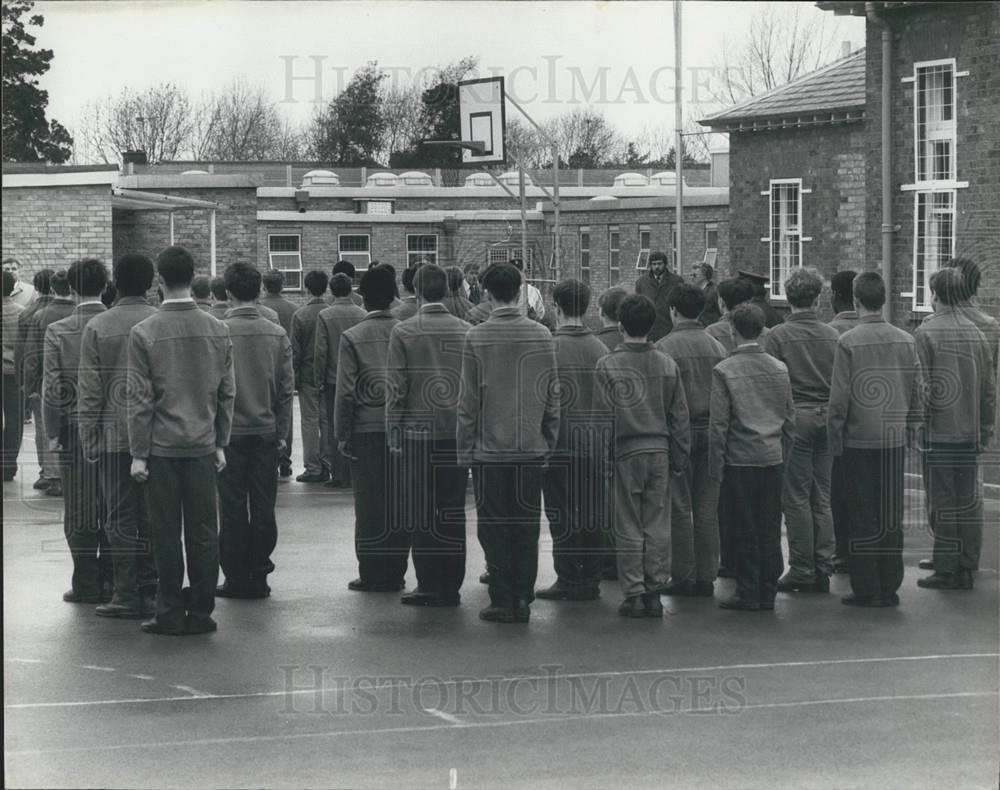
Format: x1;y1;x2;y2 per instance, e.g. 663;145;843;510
699;49;866;130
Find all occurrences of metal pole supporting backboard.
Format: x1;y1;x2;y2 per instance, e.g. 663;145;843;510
675;0;684;275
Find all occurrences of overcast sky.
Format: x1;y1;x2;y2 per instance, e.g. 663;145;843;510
34;0;864;144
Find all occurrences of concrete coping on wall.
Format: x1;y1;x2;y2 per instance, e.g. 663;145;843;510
547;192;730;212
256;185;730;201
118;174;260;190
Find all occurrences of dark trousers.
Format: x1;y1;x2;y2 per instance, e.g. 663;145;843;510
145;454;219;628
923;443;982;574
831;456;850;564
400;437;467;595
2;373;22;477
473;461;544;606
543;453;604;593
59;424;111;597
280;400;294;470
351;431;409;585
218;435;279;589
325;385;352;485
721;464;784;605
842;447;905;599
99;452;156;607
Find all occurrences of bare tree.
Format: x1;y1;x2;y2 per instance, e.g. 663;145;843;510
635;119;720;166
78;83;194;164
551;107;623;168
195;78;286;160
713;3;843;105
379;83;423;163
504;117;552;170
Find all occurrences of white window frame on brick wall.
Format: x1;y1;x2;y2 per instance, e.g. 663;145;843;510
901;59;968;312
608;225;621;286
338;233;371;271
579;227;591;285
704;223;719;268
761;179;810;299
635;225;651;270
267;233;303;291
406;234;438;267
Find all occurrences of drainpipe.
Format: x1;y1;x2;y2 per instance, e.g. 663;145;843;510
867;1;893;322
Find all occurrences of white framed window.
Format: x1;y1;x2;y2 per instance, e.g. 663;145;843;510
579;227;591;285
407;234;438;267
608;225;620;286
486;247;533;270
767;179;804;298
267;234;303;291
338;234;371;271
915;60;956;184
636;225;651;270
913;189;955;311
704;223;719;268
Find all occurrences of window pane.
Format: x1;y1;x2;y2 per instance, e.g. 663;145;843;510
915;190;954;307
770;182;801;296
269;235;299;252
916;63;955;182
339;235;370;252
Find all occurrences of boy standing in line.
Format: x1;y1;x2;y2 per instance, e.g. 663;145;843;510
128;246;235;634
709;304;794;612
458;263;560;624
596;294;690;618
217;263;294;599
335;266;408;591
77;254;159;618
386;264;471;607
291;270;331;483
827;272;923;608
595;287;627;352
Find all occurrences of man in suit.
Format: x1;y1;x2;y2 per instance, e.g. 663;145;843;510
634;251;683;342
291;270;331;483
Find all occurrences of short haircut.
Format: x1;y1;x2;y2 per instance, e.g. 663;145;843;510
358;265;396;310
262;270;284;294
50;271;70;297
618;294;656;337
697;262;714;281
329;273;353;298
830;270;857;306
304;269;329;297
33;268;55;294
783;268;824;308
115;254;155;297
446;266;464;293
156;246;195;288
2;271;14;297
946;257;981;300
929;267;966;306
552;278;590;318
731;303;765;340
648;251;668;266
67;258;109;297
332;260;356;279
2;258;18;270
190;274;211;300
717;277;753;311
853;271;886;311
482;263;521;303
101;282;117;308
401;266;417;295
667;282;707;319
598;287;627;321
376;263;399;298
209;276;227;301
414;264;447;302
224;262;263;303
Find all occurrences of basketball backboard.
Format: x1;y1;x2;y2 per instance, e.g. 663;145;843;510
458;77;506;166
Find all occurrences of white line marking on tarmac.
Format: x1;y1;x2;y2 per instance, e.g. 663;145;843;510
80;665;116;672
172;685;210;698
425;708;464;726
5;691;994;757
449;767;458;789
4;652;997;710
128;675;155;681
5;658;46;664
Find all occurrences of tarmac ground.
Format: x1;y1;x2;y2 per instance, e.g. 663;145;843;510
4;422;999;789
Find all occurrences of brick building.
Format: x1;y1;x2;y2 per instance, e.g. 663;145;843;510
701;1;1000;327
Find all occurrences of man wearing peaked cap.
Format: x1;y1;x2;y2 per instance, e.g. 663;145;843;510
739;270;784;328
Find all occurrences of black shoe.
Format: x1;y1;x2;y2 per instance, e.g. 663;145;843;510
617;596;646;618
348;578;405;592
841;594;884;607
401;589;460;607
917;572;960;590
642;592;664;618
513;599;531;623
832;560;849;575
479;604;515;623
45;478;63;497
140;618;187;635
95;601;144;619
63;589;104;604
535;583;599;602
279;463;293;478
692;581;715;597
881;593;900;607
716;565;735;579
32;477;50;490
185;615;218;635
324;478;350;489
216;582;270;599
815;573;831;593
719;594;760;611
479;572;491;585
918;558;934;571
955;568;974;590
296;471;330;483
655;579;698;597
776;575;824;594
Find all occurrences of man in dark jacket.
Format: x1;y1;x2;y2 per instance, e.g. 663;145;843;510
634;251;683;342
739;270;783;328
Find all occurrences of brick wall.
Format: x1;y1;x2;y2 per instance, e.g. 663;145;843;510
113;186;258;275
866;3;1000;329
1;184;113;275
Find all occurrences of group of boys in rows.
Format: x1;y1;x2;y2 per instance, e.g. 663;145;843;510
0;248;995;633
